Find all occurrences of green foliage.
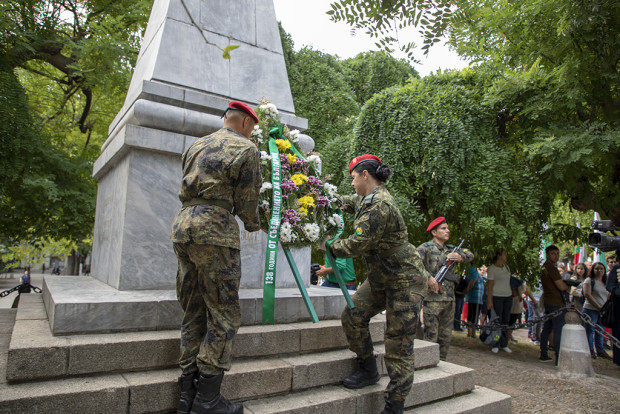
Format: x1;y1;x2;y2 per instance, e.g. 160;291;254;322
546;197;593;259
352;69;547;282
327;0;456;59
1;237;76;270
0;56;95;242
340;51;419;106
285;46;360;150
450;0;620;223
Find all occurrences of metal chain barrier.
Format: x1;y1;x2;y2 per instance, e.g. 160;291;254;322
0;284;42;297
454;305;620;350
575;308;620;351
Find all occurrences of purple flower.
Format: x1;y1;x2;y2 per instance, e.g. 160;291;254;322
281;180;299;194
316;196;330;208
281;209;301;225
307;176;322;188
293;157;309;174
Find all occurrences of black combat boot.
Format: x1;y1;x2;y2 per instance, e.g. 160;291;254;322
190;373;243;414
178;372;198;414
342;355;381;389
381;397;404;414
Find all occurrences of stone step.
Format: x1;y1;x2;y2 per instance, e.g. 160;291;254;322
43;275;352;334
242;361;474;414
8;295;391;382
406;385;512;413
0;360;469;414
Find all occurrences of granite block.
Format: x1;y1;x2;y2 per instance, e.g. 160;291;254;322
223;358;292;400
436;360;474;395
404;367;453;407
233;323;300;358
6;319;69;381
243;385;358;414
0;374;129;414
123;367;180;414
67;330;179;376
281;348;358;390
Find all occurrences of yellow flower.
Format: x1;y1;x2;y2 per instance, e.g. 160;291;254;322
298;207;308;216
286;153;297;165
297;196;315;209
275;139;291;152
290;174;309;186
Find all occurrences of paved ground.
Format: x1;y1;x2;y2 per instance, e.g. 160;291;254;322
447;327;620;413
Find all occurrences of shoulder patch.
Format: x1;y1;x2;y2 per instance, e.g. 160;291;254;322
356;227;363;235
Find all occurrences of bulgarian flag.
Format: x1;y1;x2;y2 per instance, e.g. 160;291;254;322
574;246;580;264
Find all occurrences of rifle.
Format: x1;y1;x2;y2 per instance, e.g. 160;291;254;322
434;239;465;284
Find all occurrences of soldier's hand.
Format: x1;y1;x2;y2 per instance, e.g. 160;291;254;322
447;252;463;262
428;277;439;293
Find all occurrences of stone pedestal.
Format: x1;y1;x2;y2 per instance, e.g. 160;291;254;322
558;311;593;377
42;0;330;335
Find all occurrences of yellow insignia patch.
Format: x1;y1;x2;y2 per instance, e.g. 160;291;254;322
356;227;363;235
352;157;357;164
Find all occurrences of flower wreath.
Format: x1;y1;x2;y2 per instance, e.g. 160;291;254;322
251;101;342;249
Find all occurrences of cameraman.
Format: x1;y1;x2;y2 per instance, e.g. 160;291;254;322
605;249;620;366
316;256;356;290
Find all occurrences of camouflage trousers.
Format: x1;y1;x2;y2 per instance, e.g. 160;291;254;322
419;300;454;360
341;279;423;402
173;242;241;376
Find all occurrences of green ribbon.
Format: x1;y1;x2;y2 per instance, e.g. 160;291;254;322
325;211;355;309
262;131;283;324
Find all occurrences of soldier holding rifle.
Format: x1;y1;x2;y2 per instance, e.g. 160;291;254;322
417;217;474;360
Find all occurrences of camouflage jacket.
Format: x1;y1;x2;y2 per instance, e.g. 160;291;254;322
171;127;261;249
417;240;474;302
330;185;428;292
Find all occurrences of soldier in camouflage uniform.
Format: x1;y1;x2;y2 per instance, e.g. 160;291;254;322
417;217;474;361
326;154;439;414
171;101;261;414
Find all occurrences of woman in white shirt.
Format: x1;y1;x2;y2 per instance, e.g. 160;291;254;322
486;249;513;353
583;262;611;359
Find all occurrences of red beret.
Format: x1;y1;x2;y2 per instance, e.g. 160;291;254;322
348;154;382;174
426;217;446;232
226;100;259;123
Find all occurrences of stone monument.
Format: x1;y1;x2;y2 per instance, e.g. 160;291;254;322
42;0;346;335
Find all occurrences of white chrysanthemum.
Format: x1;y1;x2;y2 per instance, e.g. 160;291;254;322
328;213;341;228
251;126;263;139
260;151;271;164
280;222;297;243
302;223;321;242
261;200;270;210
324;182;338;201
260;182;273;194
307;154;322;171
289;129;300;143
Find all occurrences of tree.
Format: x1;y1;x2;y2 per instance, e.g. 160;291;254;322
0;56;95;243
327;0;457;60
0;0;151;148
352;69;547;281
329;0;620;226
340;51;419;106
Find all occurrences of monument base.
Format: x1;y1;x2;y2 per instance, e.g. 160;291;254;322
42;276;349;335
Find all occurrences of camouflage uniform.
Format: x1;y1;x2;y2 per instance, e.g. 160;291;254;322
417;241;474;359
171;127;261;376
330;185;428;402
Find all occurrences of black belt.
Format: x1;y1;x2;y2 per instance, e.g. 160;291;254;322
182;198;234;213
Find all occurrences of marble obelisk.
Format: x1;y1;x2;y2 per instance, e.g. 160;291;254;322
42;0;347;335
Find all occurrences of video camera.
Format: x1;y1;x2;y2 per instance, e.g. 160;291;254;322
588;220;620;252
